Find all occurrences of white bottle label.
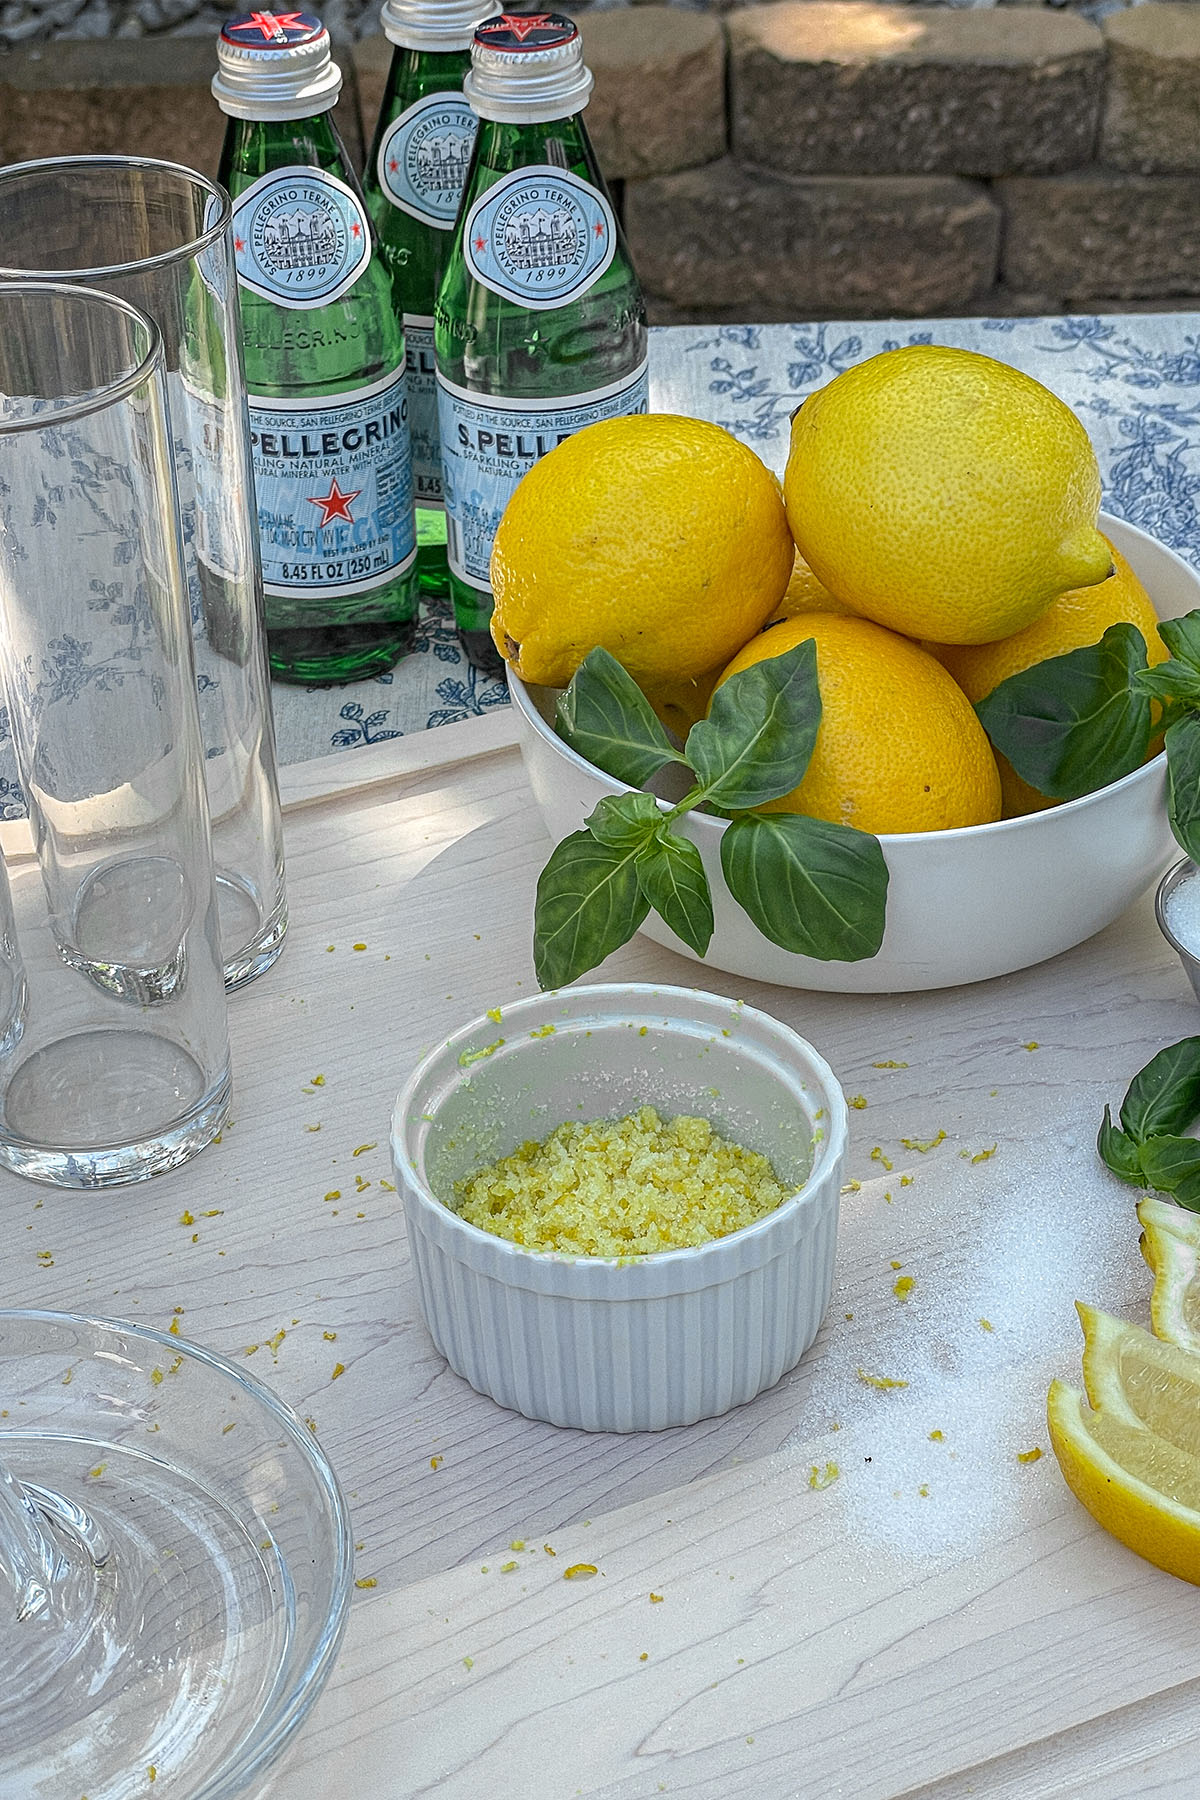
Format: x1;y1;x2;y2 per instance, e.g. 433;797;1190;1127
231;165;372;311
248;365;417;599
462;165;617;312
403;316;442;508
436;360;650;591
378;92;477;231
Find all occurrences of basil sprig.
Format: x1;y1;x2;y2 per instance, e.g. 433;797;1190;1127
975;609;1200;858
533;644;887;989
1098;1037;1200;1209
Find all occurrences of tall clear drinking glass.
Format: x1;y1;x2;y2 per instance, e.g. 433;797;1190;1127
0;155;287;992
0;283;232;1188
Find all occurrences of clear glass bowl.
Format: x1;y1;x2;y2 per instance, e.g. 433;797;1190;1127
0;1310;352;1800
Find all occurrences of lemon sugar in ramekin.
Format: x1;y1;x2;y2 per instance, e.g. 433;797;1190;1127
391;984;847;1433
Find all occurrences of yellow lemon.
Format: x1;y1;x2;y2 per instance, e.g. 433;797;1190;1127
1049;1304;1200;1585
713;612;1001;834
784;346;1112;645
489;414;794;689
769;550;861;624
1139;1195;1200;1354
931;540;1168;816
1048;1379;1200;1586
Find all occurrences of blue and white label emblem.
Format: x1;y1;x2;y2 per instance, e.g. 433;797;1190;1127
231;165;372;310
378;93;477;231
462;165;616;311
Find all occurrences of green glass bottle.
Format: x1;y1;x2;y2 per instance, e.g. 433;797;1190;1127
214;10;419;683
363;0;485;601
434;12;648;673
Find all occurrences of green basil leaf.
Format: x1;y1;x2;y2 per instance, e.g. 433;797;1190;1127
974;623;1153;801
1166;713;1200;864
635;830;714;958
1160;610;1200;675
1136;1133;1200;1195
1133;659;1200;709
720;811;888;962
684;638;822;810
1097;1104;1146;1185
533;830;650;990
1118;1035;1200;1143
555;647;685;788
585;792;665;851
1172;1171;1200;1212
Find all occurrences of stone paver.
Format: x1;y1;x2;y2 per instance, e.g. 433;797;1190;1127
729;3;1103;176
1000;171;1200;299
581;6;726;180
626;158;1000;317
1102;5;1200;174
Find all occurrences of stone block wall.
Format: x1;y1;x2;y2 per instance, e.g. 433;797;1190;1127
7;1;1200;319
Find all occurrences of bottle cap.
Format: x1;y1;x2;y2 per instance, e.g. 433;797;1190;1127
380;0;488;51
465;12;593;124
213;11;343;121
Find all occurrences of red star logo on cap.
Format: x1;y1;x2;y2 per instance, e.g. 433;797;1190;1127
307;477;360;527
494;13;553;40
229;10;306;39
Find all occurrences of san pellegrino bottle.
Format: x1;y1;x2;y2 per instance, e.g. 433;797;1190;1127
214;10;419;682
435;11;648;672
363;0;485;600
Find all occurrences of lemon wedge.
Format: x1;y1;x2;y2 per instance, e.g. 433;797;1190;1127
1048;1304;1200;1583
1138;1194;1200;1353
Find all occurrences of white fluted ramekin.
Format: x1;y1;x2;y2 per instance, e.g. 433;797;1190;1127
391;983;846;1432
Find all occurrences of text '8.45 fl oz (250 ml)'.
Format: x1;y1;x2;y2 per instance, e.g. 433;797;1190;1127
215;9;420;682
434;11;648;674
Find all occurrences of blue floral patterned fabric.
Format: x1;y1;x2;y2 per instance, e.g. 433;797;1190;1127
6;313;1200;801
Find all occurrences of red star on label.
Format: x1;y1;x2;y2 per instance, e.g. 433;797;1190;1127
495;13;553;39
351;222;362;238
229;10;305;38
388;158;399;173
307;477;360;527
473;234;487;252
593;222;605;237
234;235;245;252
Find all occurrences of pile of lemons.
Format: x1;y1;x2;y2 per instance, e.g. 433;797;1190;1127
489;344;1167;834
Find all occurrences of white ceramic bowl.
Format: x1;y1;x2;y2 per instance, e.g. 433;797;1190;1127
509;513;1193;992
391;983;847;1432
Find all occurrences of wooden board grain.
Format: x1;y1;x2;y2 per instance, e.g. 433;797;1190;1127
5;717;1199;1800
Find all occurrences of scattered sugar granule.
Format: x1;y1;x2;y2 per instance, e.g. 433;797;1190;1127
1022;1042;1039;1052
500;1561;518;1573
430;1455;443;1471
979;1318;995;1333
353;943;367;952
459;1038;505;1068
352;1143;377;1157
463;1656;474;1670
929;1429;945;1442
872;1060;909;1069
564;1564;598;1581
900;1174;913;1188
640;1652;649;1662
486;1007;503;1023
849;1095;868;1110
1017;1446;1043;1464
331;1363;345;1381
649;1591;664;1603
808;1462;839;1490
323;1330;337;1342
857;1369;909;1390
841;1180;861;1195
961;1144;997;1164
870;1147;893;1172
510;1539;526;1551
354;1577;377;1590
452;1105;797;1257
893;1276;915;1301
